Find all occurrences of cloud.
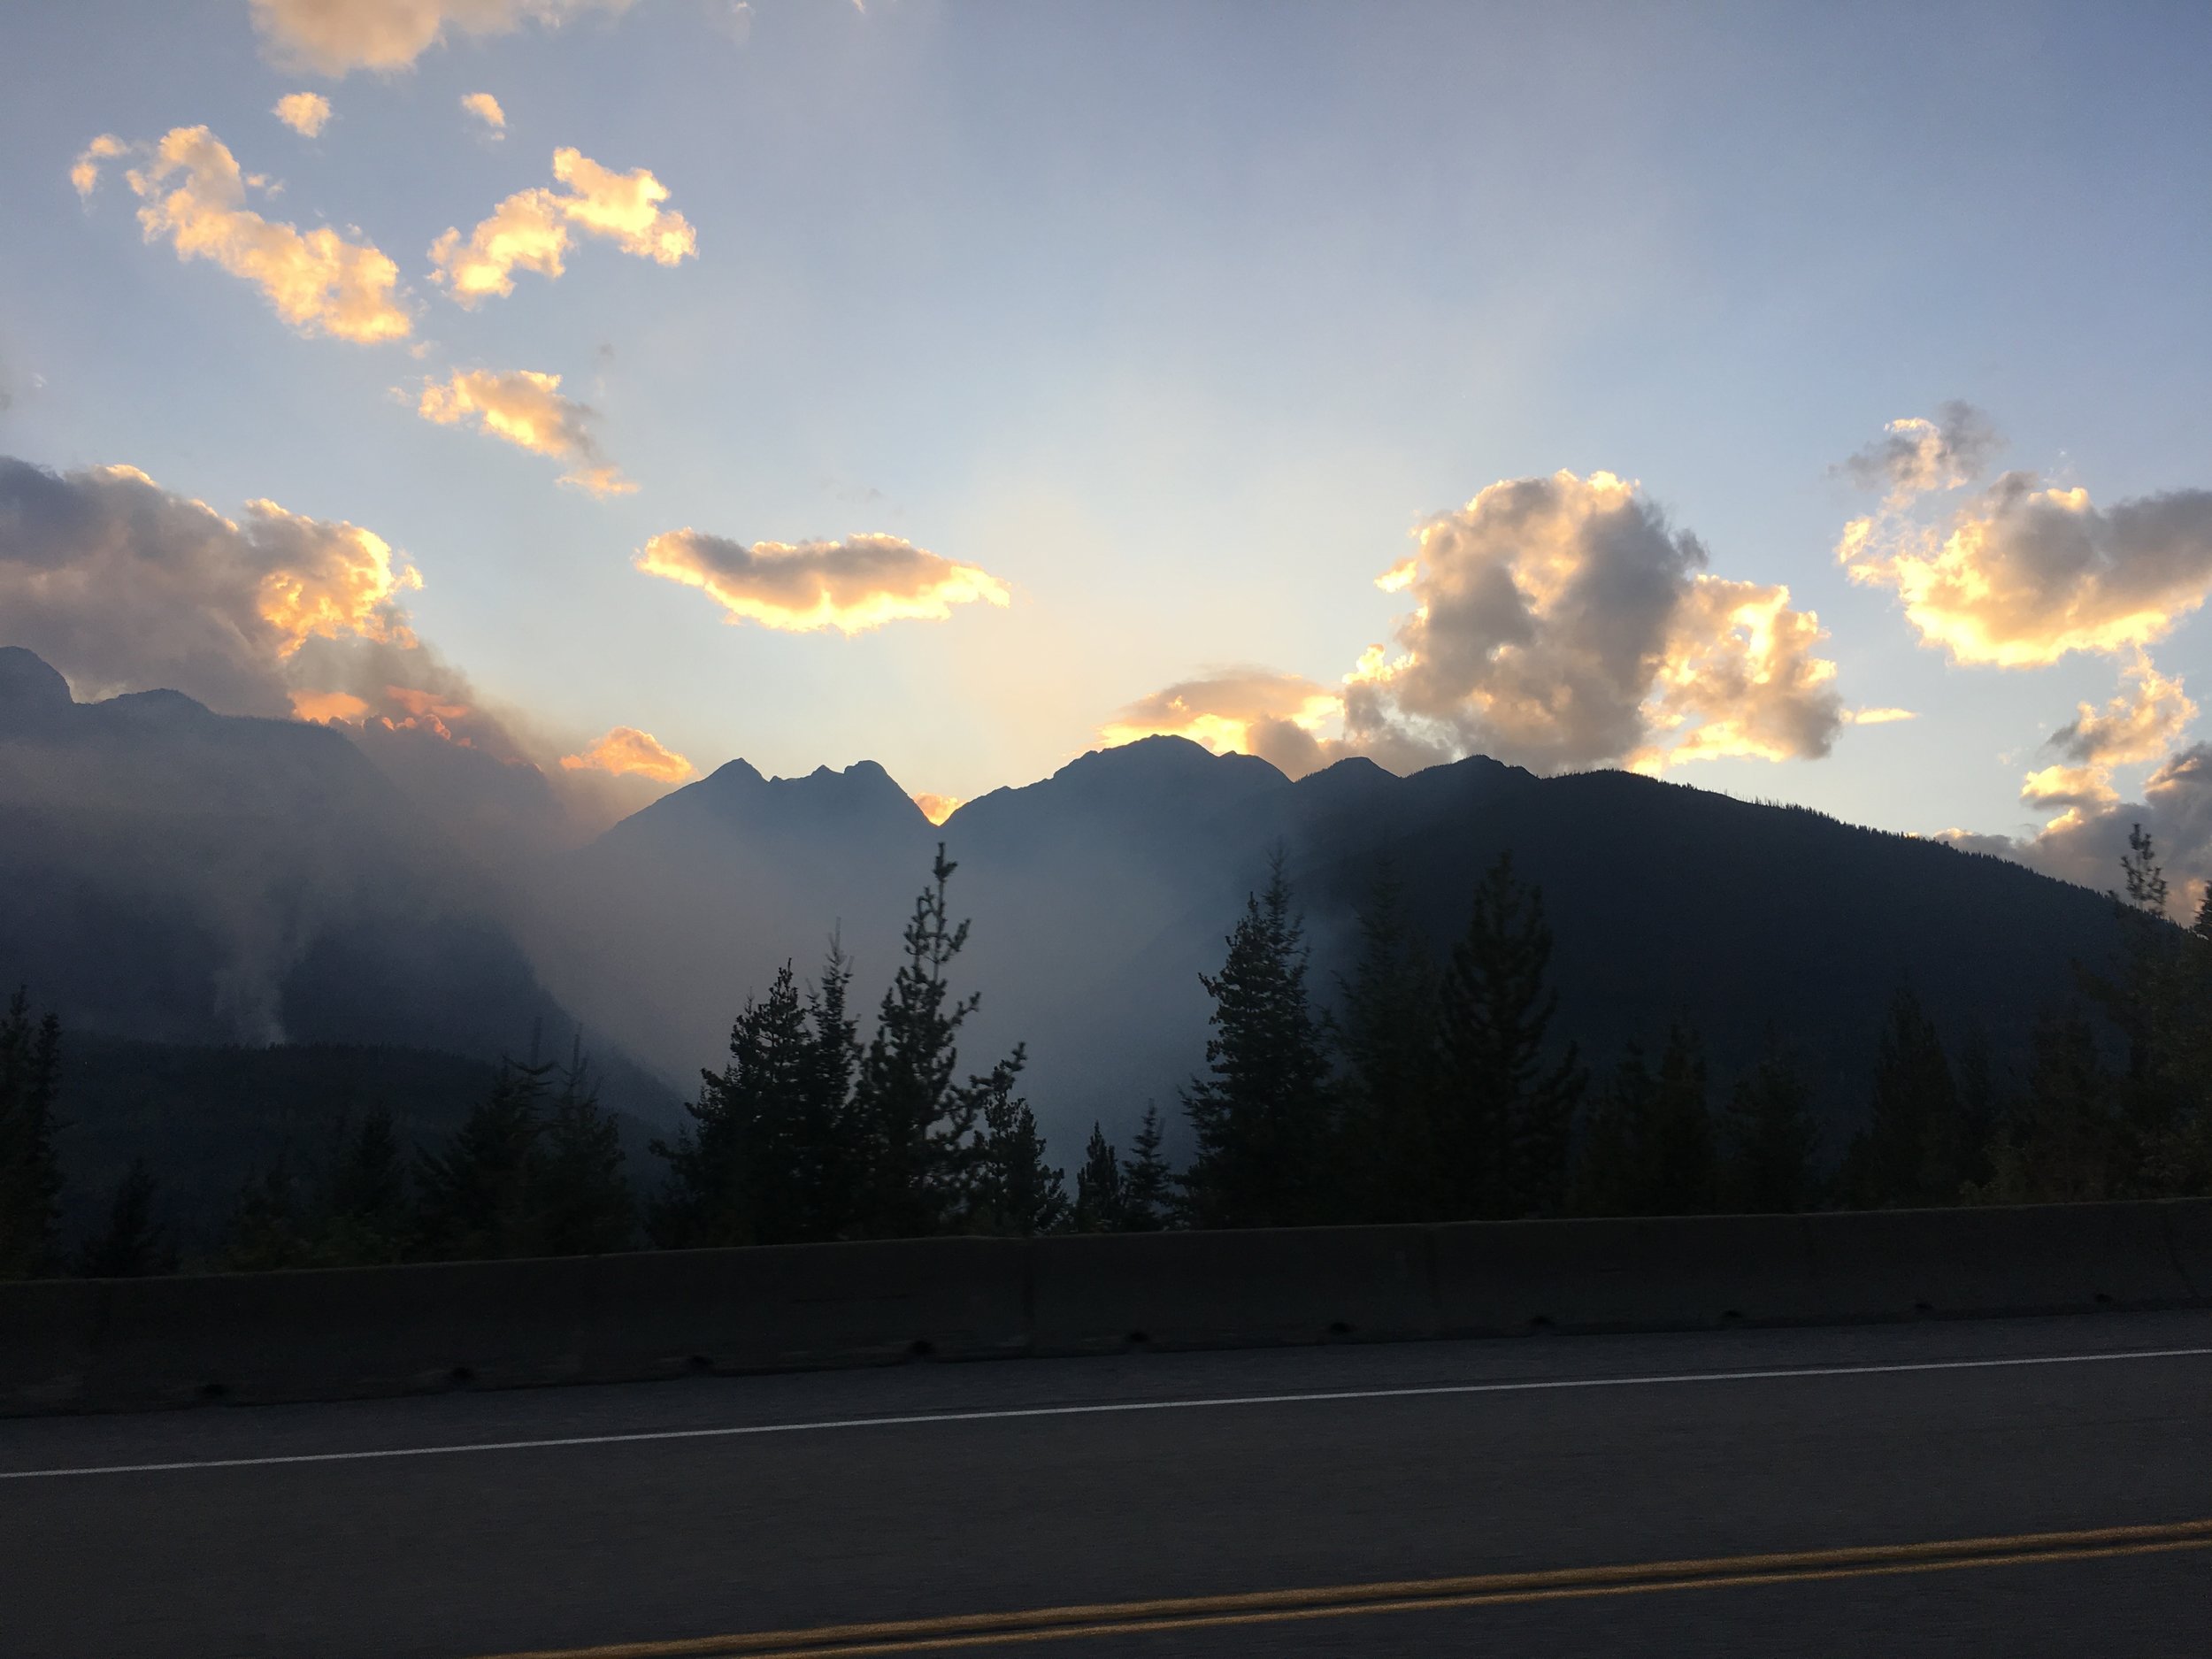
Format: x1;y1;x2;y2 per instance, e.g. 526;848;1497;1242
461;92;507;134
416;367;633;495
1341;471;1845;774
635;530;1012;634
1100;670;1343;780
251;0;637;76
912;792;962;826
428;147;695;304
78;127;411;343
1839;401;2001;504
273;93;334;137
2044;657;2196;767
0;456;419;718
1838;413;2212;667
1847;707;1917;725
1974;741;2212;912
559;726;695;782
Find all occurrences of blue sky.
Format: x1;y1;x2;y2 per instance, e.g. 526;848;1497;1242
4;0;2210;853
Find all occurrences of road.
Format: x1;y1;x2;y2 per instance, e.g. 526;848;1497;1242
4;1309;2209;1657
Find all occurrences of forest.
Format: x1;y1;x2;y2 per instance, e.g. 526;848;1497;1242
4;828;2211;1281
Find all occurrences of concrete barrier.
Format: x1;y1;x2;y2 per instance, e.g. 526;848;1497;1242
1031;1225;1433;1354
1801;1202;2197;1323
2162;1198;2212;1302
4;1204;2208;1416
1432;1214;1820;1335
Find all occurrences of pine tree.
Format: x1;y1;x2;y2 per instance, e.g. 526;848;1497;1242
965;1051;1069;1235
530;1043;634;1256
1979;1006;2123;1203
217;1157;317;1271
1120;1102;1174;1230
1646;1022;1718;1215
0;988;63;1279
414;1057;551;1259
1334;864;1441;1222
653;943;861;1247
1573;1045;1655;1217
322;1108;412;1265
1840;987;1962;1208
1179;855;1336;1229
1718;1046;1822;1214
1435;853;1584;1219
1072;1122;1125;1232
849;847;1013;1238
77;1158;174;1277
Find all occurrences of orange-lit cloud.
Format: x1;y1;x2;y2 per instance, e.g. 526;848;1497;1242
0;457;421;718
1846;706;1917;725
251;0;636;76
636;530;1011;634
1100;671;1343;779
560;726;695;782
289;688;372;723
416;367;633;495
273;93;333;137
77;126;411;342
2045;657;2196;767
429;147;695;305
912;792;964;825
1340;471;1845;774
461;92;507;134
1839;449;2212;669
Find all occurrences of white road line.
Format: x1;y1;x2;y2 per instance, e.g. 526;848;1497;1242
6;1344;2209;1482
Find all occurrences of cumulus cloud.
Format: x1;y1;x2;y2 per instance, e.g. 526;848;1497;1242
428;147;695;304
635;530;1012;634
1968;741;2212;913
1341;471;1845;774
77;126;411;343
559;726;695;783
1100;670;1343;780
251;0;636;76
1846;707;1918;726
2047;658;2197;768
415;367;633;495
1839;401;2001;504
1839;413;2212;668
273;92;333;137
0;456;419;717
912;792;962;826
461;92;507;134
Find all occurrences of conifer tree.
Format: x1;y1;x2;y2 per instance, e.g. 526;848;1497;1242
653;944;860;1247
1334;864;1441;1222
414;1056;551;1259
965;1051;1069;1235
1979;1006;2122;1203
530;1044;634;1256
1435;853;1583;1219
1646;1022;1718;1215
1120;1102;1174;1231
1718;1046;1822;1213
217;1157;316;1271
1180;855;1335;1229
1572;1045;1655;1217
322;1108;412;1265
0;988;63;1279
1840;987;1962;1207
77;1158;174;1277
1072;1121;1125;1232
849;847;1014;1238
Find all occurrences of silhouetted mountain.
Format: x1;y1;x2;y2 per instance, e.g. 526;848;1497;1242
563;733;2124;1156
0;649;674;1119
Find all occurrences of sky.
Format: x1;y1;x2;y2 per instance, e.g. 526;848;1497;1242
4;0;2211;879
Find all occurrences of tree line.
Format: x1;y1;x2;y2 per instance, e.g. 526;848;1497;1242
4;832;2210;1279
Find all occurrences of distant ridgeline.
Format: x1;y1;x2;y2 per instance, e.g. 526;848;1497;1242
5;641;2207;1278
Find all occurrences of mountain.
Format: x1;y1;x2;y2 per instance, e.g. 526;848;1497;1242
0;648;673;1117
556;733;2125;1157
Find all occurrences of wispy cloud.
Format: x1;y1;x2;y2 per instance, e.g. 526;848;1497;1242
251;0;638;76
416;366;634;495
561;726;695;782
429;147;695;304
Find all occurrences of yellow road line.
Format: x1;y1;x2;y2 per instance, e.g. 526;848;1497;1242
472;1518;2212;1659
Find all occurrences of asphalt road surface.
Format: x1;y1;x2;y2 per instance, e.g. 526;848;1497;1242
5;1310;2210;1657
